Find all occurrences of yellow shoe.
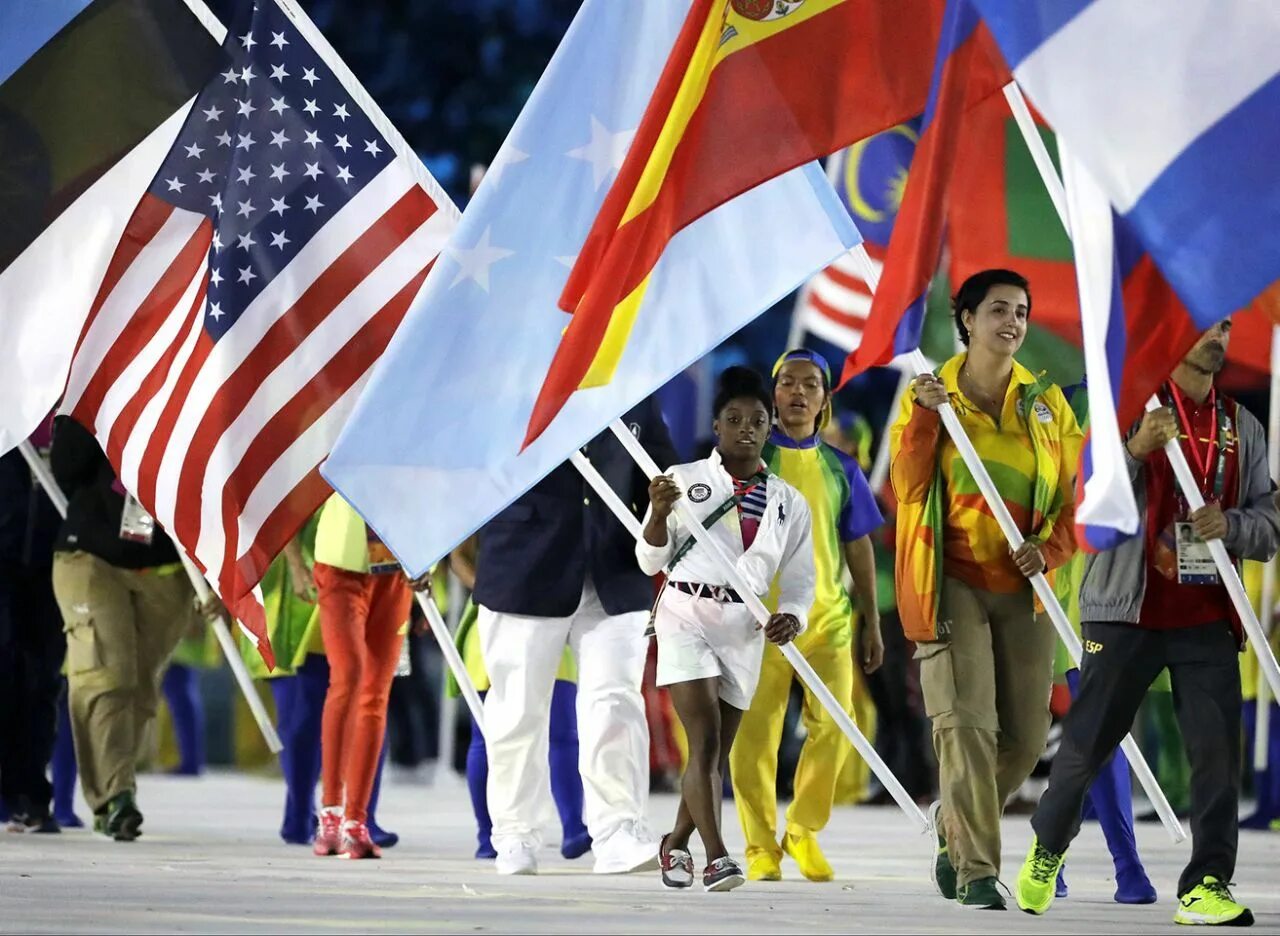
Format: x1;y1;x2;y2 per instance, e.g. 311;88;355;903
782;831;834;882
746;853;782;881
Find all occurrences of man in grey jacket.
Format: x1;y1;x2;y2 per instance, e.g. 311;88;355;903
1013;320;1279;927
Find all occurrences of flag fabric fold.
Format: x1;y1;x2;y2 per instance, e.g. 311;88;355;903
1061;152;1140;550
321;0;860;580
43;0;456;664
524;0;945;446
837;0;1010;387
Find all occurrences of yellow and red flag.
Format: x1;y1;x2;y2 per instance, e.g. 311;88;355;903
523;0;944;447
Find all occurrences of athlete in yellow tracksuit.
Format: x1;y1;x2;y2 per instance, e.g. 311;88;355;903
730;349;885;882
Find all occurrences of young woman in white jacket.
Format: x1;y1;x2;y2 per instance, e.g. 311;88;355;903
637;367;815;892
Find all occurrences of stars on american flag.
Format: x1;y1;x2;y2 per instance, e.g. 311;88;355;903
147;8;392;338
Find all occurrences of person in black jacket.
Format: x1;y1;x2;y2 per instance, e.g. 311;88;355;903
0;420;65;831
473;398;678;876
49;416;197;841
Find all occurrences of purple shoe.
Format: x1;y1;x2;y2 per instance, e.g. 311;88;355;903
1114;864;1157;905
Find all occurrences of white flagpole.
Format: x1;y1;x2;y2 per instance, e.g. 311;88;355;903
599;423;928;833
18;440;283;753
417;590;486;738
850;242;1185;843
1001;81;1280;705
869;367;913;494
1255;327;1280;772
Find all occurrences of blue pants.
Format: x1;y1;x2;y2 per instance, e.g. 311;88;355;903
467;680;586;851
161;664;206;776
52;678;79;825
1067;668;1144;872
270;655;389;842
1242;700;1280;826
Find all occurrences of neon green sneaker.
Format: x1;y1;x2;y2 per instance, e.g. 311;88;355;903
957;876;1007;910
1016;837;1066;915
1175;876;1254;926
927;801;956;900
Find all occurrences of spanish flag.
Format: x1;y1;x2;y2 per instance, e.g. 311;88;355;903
523;0;945;447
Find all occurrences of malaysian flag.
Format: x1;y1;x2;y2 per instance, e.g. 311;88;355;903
788;129;916;353
56;0;457;665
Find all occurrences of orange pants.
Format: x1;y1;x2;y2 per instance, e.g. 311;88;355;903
316;563;411;823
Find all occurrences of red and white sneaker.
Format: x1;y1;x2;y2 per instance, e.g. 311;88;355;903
313;807;343;857
660;834;694;889
703;856;745;892
340;820;382;860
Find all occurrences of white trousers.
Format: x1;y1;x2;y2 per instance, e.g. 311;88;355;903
478;580;651;851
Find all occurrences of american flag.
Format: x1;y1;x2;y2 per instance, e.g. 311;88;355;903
789;248;880;352
57;0;456;665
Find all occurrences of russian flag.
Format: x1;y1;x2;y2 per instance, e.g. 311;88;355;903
975;0;1280;547
838;0;1010;386
970;0;1280;330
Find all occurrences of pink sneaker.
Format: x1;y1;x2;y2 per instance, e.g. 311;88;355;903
313;808;342;857
340;820;382;860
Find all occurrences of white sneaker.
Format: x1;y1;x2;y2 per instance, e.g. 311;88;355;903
592;824;659;875
495;840;538;876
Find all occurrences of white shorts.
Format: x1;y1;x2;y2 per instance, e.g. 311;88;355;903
653;586;764;710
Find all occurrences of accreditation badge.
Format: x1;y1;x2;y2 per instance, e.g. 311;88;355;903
1174;521;1219;585
118;493;156;545
366;530;400;575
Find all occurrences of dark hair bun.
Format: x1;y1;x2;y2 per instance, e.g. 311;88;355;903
714;366;773;419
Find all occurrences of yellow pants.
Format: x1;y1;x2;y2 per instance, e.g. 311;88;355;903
730;627;854;859
833;662;877;805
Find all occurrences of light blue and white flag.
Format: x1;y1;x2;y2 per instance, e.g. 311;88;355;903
322;0;859;576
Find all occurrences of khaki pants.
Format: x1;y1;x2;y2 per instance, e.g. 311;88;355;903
916;577;1055;886
53;552;194;812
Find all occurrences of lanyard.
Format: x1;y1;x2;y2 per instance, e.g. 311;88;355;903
1166;383;1230;502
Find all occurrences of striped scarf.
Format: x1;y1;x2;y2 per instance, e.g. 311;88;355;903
734;475;768;550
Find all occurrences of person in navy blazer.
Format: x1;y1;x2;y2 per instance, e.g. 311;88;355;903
473;397;678;876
